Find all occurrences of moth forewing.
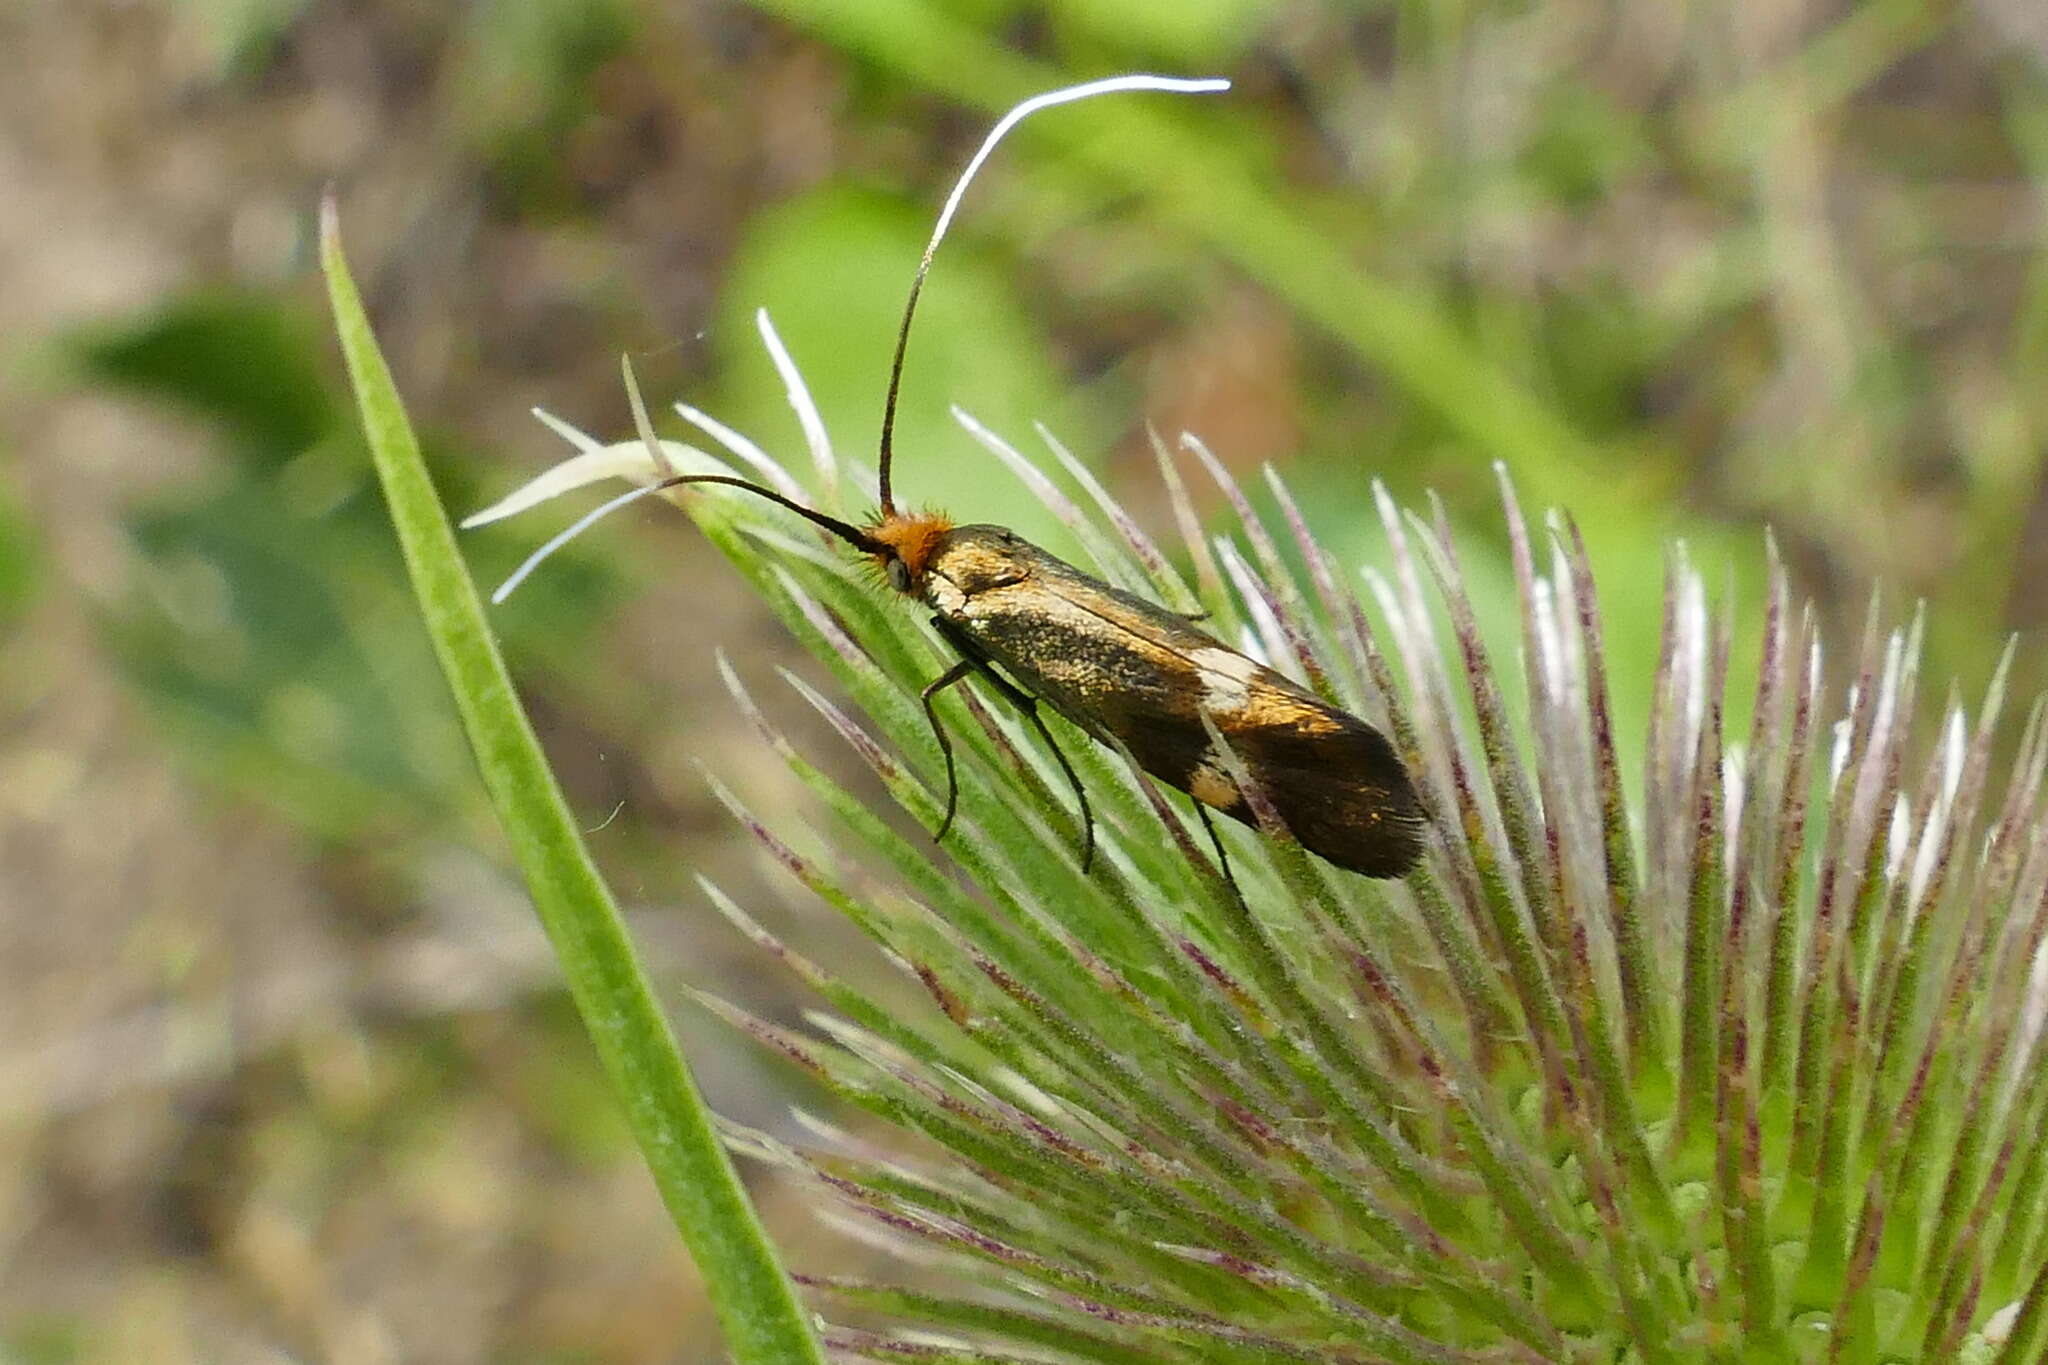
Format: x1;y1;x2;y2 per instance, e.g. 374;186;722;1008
1193;704;1297;864
921;527;1423;878
1176;662;1422;878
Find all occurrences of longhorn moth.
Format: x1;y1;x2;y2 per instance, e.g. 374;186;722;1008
472;74;1424;879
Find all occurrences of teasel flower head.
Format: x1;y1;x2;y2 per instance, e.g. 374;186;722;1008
468;317;2048;1361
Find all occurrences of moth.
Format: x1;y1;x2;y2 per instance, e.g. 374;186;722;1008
479;75;1423;880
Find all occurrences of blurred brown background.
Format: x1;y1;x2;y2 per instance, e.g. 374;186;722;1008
4;0;2047;1359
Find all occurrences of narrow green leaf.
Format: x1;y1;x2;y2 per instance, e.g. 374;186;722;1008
318;200;824;1365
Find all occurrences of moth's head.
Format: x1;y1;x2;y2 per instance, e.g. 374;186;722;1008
863;509;955;596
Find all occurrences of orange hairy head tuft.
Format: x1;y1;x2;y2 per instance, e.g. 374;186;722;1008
864;510;954;589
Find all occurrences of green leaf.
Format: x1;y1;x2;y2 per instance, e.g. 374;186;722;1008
74;292;336;462
320;199;824;1365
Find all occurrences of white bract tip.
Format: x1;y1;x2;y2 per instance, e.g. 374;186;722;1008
461;426;706;530
1723;746;1746;877
1216;539;1286;673
672;399;807;504
1530;575;1565;705
463;409;736;603
1908;707;1968;906
755;309;837;497
1940;705;1967;809
1886;795;1910;882
489;481;673;604
1678;570;1709;751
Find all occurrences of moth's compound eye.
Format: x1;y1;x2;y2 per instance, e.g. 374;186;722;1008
886;558;912;594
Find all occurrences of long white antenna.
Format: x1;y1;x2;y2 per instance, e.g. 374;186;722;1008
928;75;1230;266
874;73;1231;513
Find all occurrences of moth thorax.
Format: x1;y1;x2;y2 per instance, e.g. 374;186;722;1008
866;511;955;592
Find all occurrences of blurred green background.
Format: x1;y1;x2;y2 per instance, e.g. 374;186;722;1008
5;0;2047;1359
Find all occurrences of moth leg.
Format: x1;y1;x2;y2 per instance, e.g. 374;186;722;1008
930;618;1097;873
1177;608;1212;623
919;657;979;842
1192;802;1244;901
972;665;1097;873
1016;694;1096;873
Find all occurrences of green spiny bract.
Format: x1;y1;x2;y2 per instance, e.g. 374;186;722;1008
478;342;2048;1363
